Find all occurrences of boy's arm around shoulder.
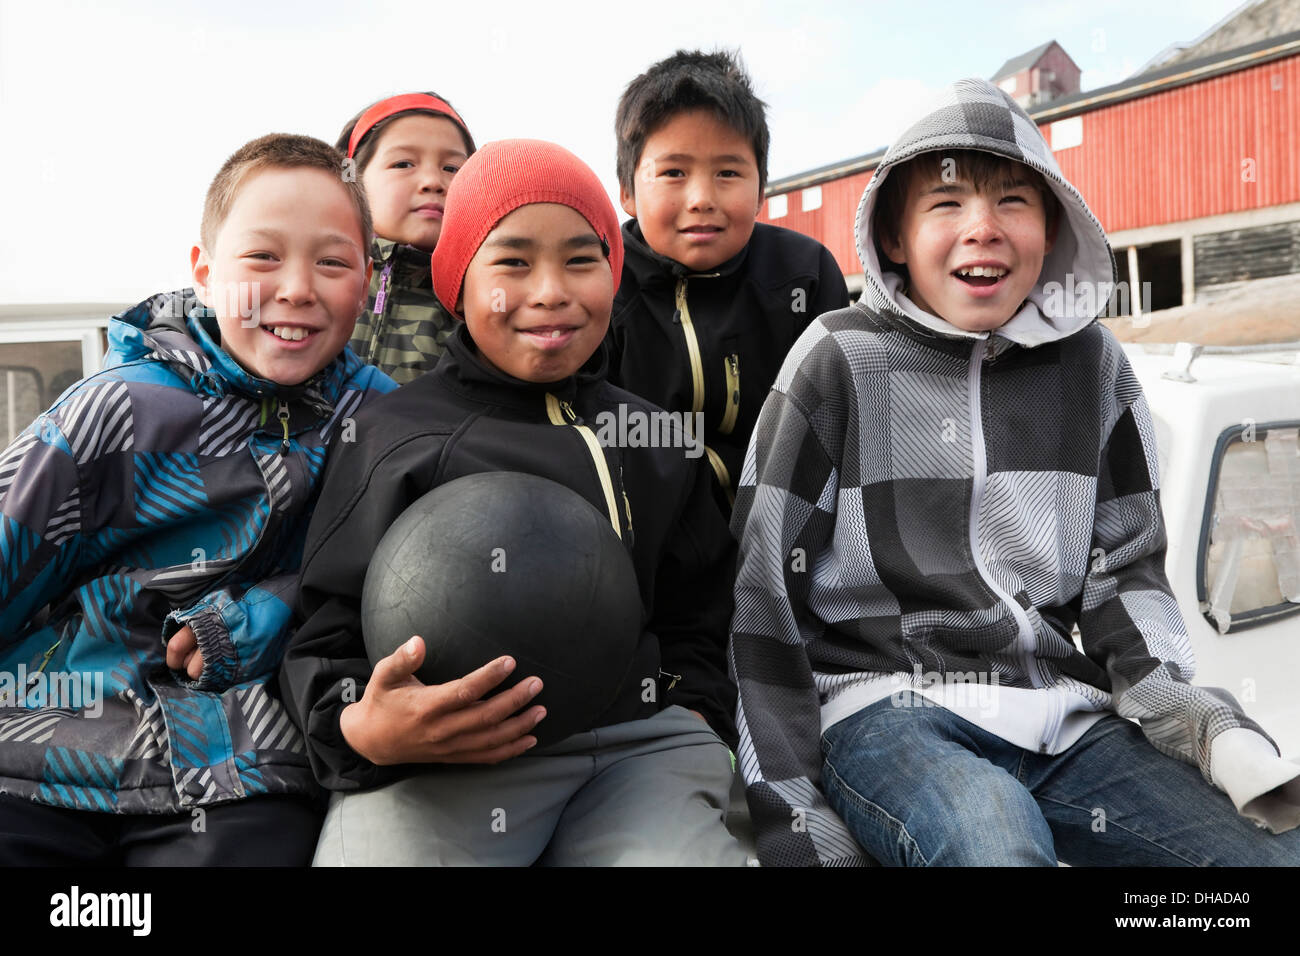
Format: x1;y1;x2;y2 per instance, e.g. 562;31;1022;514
1077;331;1300;832
162;365;401;692
729;323;871;865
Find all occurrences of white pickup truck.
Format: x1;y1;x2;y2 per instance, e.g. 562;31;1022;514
1125;340;1300;759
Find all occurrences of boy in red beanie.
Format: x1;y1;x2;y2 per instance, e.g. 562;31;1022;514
282;140;748;865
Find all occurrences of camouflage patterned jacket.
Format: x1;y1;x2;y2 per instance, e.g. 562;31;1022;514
0;289;396;814
348;237;459;384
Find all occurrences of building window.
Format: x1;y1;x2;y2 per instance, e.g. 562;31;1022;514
1050;116;1083;151
801;186;822;212
768;194;788;219
1199;422;1300;633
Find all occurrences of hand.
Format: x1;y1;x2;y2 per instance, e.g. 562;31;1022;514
340;636;546;767
688;709;707;724
166;624;204;680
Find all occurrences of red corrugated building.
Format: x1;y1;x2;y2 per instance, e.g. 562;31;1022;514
760;28;1300;315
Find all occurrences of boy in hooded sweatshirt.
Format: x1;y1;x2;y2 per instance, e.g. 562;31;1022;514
0;133;395;865
730;78;1300;867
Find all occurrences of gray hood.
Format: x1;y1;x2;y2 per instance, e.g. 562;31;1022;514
854;77;1116;347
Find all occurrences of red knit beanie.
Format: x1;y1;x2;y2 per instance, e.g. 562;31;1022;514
431;139;623;317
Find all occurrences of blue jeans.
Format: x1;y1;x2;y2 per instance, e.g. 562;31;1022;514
820;692;1300;866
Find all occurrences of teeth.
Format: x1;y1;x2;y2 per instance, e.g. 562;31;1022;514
268;326;309;341
958;266;1007;278
551;329;562;338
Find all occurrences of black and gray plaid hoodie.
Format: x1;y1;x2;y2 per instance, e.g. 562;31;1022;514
729;78;1286;867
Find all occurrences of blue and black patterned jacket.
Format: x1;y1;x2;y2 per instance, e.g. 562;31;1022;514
0;289;396;814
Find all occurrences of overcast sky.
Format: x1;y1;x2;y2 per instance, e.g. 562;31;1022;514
0;0;1244;305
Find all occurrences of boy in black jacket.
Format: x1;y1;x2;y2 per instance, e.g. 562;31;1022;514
281;139;747;866
606;49;850;512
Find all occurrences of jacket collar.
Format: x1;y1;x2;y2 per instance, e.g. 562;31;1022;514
105;288;351;413
621;219;752;288
437;322;607;411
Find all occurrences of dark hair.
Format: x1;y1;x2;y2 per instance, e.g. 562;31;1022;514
201;133;371;253
335;90;476;177
874;149;1059;257
615;49;769;196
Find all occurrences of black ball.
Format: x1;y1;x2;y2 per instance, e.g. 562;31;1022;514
361;471;642;746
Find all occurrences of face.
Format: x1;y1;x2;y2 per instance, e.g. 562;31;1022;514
460;203;613;384
619;109;762;272
361;114;468;251
880;167;1056;334
191;166;371;386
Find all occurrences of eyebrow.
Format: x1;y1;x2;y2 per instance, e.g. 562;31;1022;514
486;234;602;250
923;178;1034;196
377;141;468;159
242;228;361;249
652;152;754;165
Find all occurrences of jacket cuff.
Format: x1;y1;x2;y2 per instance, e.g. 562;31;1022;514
1209;727;1300;833
164;605;238;690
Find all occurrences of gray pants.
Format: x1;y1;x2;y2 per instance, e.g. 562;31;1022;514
313;705;751;866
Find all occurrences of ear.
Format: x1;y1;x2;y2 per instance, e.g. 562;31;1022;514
360;259;374;312
1044;209;1060;256
879;230;906;266
190;245;211;304
619;182;636;220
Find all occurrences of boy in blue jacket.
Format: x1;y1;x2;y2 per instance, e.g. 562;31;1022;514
0;133;395;865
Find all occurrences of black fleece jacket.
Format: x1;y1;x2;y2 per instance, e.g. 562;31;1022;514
281;323;738;791
605;220;850;513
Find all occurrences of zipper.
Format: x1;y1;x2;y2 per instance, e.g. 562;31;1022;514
674;278;705;418
618;464;634;546
0;639;60;706
704;446;734;508
966;339;1045;708
276;400;291;455
719;353;740;436
545;393;623;539
369;261;394;362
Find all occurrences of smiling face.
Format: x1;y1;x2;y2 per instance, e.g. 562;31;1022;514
361;113;469;252
460;203;613;383
619;108;762;272
879;161;1056;334
191;166;371;386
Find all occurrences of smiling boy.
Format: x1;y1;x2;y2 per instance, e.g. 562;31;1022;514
730;78;1300;867
605;49;849;514
0;133;395;865
282;139;747;865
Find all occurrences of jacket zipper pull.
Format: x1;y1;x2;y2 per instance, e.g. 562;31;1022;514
559;399;578;423
618;463;634;546
277;400;291;454
658;668;682;693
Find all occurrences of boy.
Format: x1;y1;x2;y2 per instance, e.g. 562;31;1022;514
730;78;1300;867
0;133;395;865
281;139;747;866
606;49;850;513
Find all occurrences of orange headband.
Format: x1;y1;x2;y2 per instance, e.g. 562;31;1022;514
347;93;468;158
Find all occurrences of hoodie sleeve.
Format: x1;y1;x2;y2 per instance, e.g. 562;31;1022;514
1077;346;1293;828
280;424;443;791
729;331;870;866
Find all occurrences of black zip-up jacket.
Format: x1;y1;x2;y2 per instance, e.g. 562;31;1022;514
281;323;738;791
605;220;850;513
